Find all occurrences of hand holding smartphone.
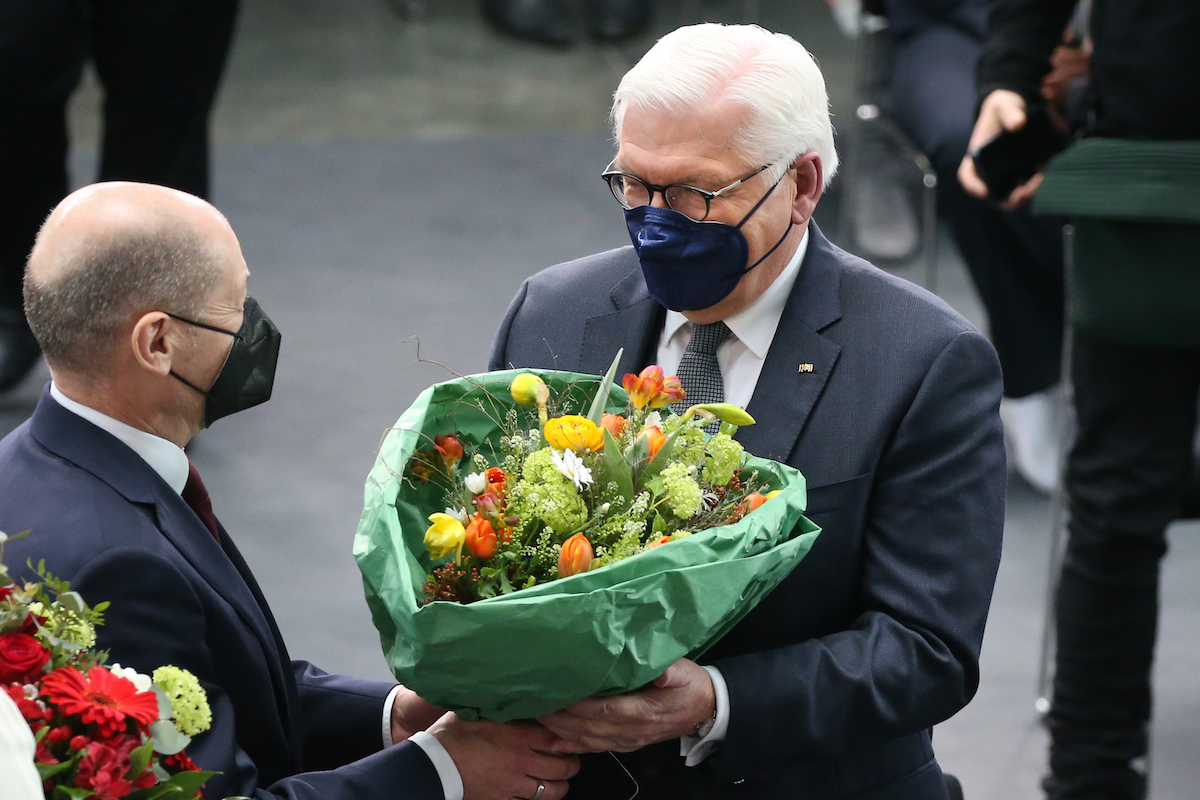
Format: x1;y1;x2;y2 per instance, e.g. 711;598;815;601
969;106;1066;203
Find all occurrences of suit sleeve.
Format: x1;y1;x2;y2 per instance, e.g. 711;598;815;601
292;661;395;770
976;0;1077;105
487;278;531;371
74;547;443;800
712;329;1006;779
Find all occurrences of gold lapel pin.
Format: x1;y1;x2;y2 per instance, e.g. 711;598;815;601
798;363;814;373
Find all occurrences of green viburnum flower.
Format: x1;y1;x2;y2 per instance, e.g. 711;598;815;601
702;433;745;487
153;666;212;736
661;462;703;519
511;450;588;535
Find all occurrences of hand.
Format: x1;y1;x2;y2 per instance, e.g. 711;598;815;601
957;89;1043;208
389;687;444;743
536;659;715;754
428;714;579;800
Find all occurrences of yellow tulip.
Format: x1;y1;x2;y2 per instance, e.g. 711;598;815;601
510;373;549;407
544;415;605;452
424;513;466;560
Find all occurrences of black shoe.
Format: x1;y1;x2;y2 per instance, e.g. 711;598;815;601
587;0;652;42
0;322;40;393
482;0;575;46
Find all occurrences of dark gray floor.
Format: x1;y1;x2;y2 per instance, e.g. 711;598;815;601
5;0;1198;797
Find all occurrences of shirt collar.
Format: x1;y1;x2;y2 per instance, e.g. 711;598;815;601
50;382;191;495
661;227;809;357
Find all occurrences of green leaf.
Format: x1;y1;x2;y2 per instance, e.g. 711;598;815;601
57;591;86;613
641;430;679;481
51;786;95;800
37;758;76;780
585;349;624;425
497;570;515;595
652;512;667;535
600;431;634;500
160;770;216;798
151;719;191;756
126;738;156;780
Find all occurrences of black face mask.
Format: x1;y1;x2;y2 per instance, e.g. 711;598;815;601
168;297;282;427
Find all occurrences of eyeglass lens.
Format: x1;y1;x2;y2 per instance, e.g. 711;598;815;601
607;174;711;221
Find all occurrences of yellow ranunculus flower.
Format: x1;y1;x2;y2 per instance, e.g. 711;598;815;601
425;513;466;560
544;415;605;452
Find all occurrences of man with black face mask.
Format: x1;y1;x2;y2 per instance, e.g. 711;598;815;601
0;182;579;800
489;24;1006;800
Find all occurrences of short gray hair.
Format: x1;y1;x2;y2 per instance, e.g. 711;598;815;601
24;221;223;374
611;23;838;186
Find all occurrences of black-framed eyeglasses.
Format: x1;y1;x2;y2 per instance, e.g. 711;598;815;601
601;162;775;222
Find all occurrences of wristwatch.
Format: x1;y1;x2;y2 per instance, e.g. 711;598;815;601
693;705;717;739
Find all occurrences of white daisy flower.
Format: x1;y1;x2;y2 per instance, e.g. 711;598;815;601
551;449;594;491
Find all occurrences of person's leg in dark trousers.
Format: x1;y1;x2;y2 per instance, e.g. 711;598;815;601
1045;335;1200;800
91;0;239;199
0;0;87;389
887;22;1065;399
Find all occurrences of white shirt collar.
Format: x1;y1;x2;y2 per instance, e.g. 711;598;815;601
50;382;191;495
661;227;809;358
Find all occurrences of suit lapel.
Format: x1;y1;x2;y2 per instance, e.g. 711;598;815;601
30;391;300;752
578;265;665;377
737;223;843;463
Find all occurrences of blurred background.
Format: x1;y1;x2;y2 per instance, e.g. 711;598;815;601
2;1;1197;797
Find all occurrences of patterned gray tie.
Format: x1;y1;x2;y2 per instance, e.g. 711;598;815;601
672;322;731;422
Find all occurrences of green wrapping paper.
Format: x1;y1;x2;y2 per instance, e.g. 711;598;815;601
353;368;820;721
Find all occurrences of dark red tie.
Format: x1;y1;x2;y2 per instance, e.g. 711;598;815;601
182;461;221;543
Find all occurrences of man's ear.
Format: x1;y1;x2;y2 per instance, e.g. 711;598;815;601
790;152;824;225
131;312;174;376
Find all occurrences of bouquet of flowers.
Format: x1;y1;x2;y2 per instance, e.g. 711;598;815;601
355;355;820;721
0;531;214;800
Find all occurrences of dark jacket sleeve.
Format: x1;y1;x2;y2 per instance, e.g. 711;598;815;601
293;661;396;770
976;0;1077;105
72;548;443;800
711;329;1006;778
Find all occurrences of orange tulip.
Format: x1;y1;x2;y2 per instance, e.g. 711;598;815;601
638;425;667;459
646;535;672;548
433;434;464;469
464;515;498;559
600;413;627;439
654;375;686;408
623;366;665;410
744;492;768;512
558;533;594;577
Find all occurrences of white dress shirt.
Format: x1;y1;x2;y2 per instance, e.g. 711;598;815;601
48;384;463;800
655;229;810;766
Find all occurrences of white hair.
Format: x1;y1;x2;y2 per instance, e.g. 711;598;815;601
611;23;838;187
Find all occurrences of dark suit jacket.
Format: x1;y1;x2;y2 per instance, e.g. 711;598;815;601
0;391;443;800
488;223;1006;800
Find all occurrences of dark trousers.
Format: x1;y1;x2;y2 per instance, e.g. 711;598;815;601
1045;334;1200;799
0;0;238;317
886;22;1065;399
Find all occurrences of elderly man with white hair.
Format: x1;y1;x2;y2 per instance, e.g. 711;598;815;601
490;24;1006;800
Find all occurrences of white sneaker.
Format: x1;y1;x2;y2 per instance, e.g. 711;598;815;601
1000;386;1064;495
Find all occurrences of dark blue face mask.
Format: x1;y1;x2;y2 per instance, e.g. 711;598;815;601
624;171;793;312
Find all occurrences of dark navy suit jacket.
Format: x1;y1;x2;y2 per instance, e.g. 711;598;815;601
488;223;1006;800
0;392;443;800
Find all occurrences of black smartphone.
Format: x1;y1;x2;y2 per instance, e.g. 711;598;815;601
971;106;1066;203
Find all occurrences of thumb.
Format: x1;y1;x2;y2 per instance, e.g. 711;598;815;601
999;100;1028;133
652;660;691;689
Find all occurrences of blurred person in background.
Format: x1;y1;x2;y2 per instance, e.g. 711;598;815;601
0;690;41;800
962;2;1200;798
482;0;653;45
0;0;239;393
881;0;1075;494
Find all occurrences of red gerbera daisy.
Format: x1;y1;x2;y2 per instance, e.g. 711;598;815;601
41;666;159;737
